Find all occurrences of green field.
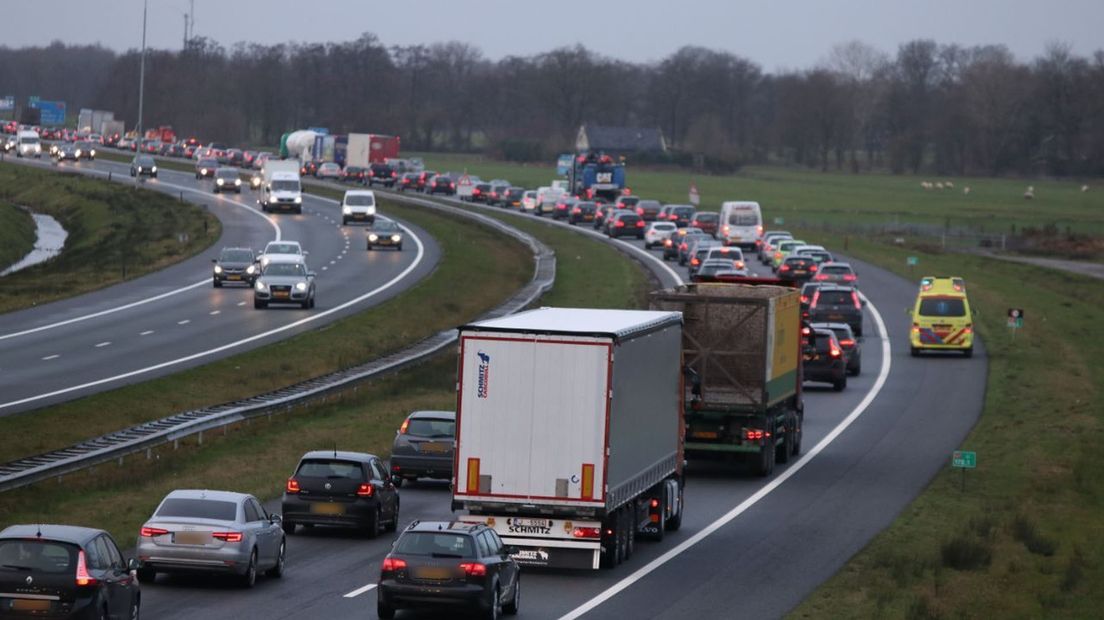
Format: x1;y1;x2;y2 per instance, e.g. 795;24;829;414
0;202;35;270
0;163;220;314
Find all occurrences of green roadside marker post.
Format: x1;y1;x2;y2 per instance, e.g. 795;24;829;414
952;450;976;491
773;217;784;225
1007;308;1024;340
906;255;918;276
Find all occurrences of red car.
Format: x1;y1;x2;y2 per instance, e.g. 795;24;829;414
691;212;719;236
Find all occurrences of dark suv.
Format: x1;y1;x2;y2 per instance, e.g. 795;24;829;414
807;285;864;336
0;524;141;620
606;211;645;239
389;410;455;487
377;521;520;619
811;322;862;375
212;246;258;287
428;174;455;195
778;255;819;283
803;328;848;391
281;450;400;538
367;163;398;187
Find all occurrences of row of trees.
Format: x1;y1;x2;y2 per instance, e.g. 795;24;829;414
2;36;1102;176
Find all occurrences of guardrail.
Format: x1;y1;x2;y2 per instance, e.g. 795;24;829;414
0;187;556;493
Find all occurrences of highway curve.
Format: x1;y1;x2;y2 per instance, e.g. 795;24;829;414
0;158;439;416
131;188;986;619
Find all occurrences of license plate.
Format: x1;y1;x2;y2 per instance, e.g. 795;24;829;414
274;291;289;299
11;599;51;612
419;442;449;453
584;216;594;221
828;314;843;320
228;275;240;280
311;502;345;515
512;518;551;528
413;567;454;580
174;531;210;545
793;270;806;276
691;431;719;439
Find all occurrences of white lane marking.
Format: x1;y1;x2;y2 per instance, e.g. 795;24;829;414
560;294;892;620
0;222;426;412
237;301;247;306
41;354;60;361
330;260;336;265
94;341;111;348
343;583;377;598
209;310;221;316
0;162;281;343
177;319;190;325
140;330;155;336
322;266;328;271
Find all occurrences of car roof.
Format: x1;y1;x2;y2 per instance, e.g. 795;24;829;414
0;524;104;545
221;246;253;253
300;450;376;462
164;489;250;502
345;189;375;196
407;410;456;420
266;240;302;249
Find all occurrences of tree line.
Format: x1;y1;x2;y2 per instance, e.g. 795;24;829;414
2;36;1101;176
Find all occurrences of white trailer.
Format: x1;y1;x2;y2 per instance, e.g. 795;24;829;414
452;308;686;570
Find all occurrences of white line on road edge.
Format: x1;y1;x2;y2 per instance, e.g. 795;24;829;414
0;161;281;343
343;583;378;598
41;355;59;361
177;320;190;325
140;331;154;336
559;293;892;620
94;342;111;348
0;224;425;413
209;310;220;315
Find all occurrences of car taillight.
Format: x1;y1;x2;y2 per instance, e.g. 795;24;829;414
449;182;455;189
810;264;818;271
744;429;765;441
286;478;301;493
691;257;700;266
811;291;821;307
757;225;764;235
635;207;644;215
963;324;973;334
213;532;243;542
140;526;168;537
664;239;673;247
381;557;407;573
800;295;809;304
830;345;842;358
572;527;601;538
75;550;97;586
615;220;625;227
852;292;862;310
636;220;645;228
357;483;374;497
843;274;856;281
723;225;730;233
912;322;921;334
814;274;829;281
572;207;581;214
459;562;487;577
839;339;855;347
391;171;397;177
399;418;409;434
735;261;745;269
779;264;791;272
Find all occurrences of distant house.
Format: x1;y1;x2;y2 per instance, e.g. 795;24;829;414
575;124;666;158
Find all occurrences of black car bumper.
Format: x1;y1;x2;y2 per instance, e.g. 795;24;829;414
379;581;486;610
390;455;452;480
804;362;846;384
281;495;378;528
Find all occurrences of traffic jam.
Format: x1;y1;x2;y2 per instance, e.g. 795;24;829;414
1;121;978;620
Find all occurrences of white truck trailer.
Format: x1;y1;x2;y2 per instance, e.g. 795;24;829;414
452;308;686;570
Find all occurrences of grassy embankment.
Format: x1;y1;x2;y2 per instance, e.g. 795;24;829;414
0;163;219;314
0;202;35;270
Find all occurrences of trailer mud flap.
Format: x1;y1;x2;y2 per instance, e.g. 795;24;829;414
510;547;599;570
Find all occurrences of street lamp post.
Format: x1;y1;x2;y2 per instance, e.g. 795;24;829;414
137;0;148;139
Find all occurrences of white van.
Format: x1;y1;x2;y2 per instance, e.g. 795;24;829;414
16;130;42;158
536;186;564;215
719;201;763;248
341;189;377;226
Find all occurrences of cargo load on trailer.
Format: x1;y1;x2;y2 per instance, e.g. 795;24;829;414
452;308;686;570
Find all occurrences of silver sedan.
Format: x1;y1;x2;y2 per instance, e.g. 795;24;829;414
135;489;286;587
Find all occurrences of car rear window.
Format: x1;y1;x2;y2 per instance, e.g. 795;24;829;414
295;459;365;479
727;212;759;225
394;532;475;557
0;540;76;573
220;250;252;262
918;297;966;317
823;265;852;274
817;291;854;306
406;418;455;438
694;213;719;222
673;207;695;216
156;498;238;521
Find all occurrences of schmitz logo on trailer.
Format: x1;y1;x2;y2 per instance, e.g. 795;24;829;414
476;352;491;398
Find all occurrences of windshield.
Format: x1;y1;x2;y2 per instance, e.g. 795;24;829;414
266;244;300;255
264;263;307;277
217;170;237;179
136;157;155;166
0;540;76;573
406;418;455;438
295;459;363;479
372;221;400;232
199;159;217;168
346;194;375;207
394;532;474;557
728;212;759;226
272;180;300;192
20;137;39;144
918;297;966;317
220;250;253;262
156;498;238;521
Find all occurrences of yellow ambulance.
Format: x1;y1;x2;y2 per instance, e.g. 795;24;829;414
910;277;974;357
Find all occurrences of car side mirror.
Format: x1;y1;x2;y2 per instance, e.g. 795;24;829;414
269;513;282;523
302;251;309;256
127;558;139;571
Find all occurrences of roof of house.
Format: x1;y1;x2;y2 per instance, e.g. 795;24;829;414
578;125;665;152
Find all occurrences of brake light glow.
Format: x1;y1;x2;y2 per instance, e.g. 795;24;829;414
635;220;645;228
381;557;407;572
852;292;862;310
912;322;921;334
615;220;625;228
842;274;856;281
830;345;842;358
779;264;791;272
757;225;764;235
572;207;581;214
963;325;973;334
399;418;410;434
460;562;487;577
286;478;301;493
814;273;829;281
838;339;855;347
811;291;821;307
691;257;700;266
650;498;660;508
140;526;168;537
810;264;818;272
572;527;602;538
723;225;730;234
744;429;764;441
357;483;374;497
75;550;97;586
800;295;809;304
664;239;673;247
212;532;243;543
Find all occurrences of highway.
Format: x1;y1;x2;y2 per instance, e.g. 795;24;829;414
132;187;986;619
0;158;439;416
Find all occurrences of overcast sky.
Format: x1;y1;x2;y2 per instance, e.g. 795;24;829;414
5;0;1102;69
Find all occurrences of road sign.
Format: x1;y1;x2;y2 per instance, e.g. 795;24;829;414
906;256;919;266
37;100;66;126
1007;308;1024;329
458;174;472;187
556;153;573;176
688;180;700;206
952;451;976;469
0;96;13;111
773;217;784;225
28;95;40;108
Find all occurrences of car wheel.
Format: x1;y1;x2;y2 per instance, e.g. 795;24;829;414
910;347;920;357
130;597;140;620
213;278;221;288
152;173;157;179
756;437;775;477
136;567;156;583
963;348;973;358
366;506;382;539
851;362;862;376
504;575;520;615
833;376;848;392
309;295;316;309
776;414;793;464
342;217;347;226
377;599;396;620
484;585;502;620
240;549;257;588
366;244;373;251
665;485;684;531
282;521;296;535
396;244;403;251
301;297;310;310
254;299;267;309
265;540;286;578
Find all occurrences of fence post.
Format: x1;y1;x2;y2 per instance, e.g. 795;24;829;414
1001;234;1006;251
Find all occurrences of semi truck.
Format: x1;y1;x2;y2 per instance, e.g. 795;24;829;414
346;133;400;168
258;160;303;213
452;308;686;570
650;282;804;477
568;152;626;202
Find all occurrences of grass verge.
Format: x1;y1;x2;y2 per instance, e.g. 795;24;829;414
790;233;1104;618
0;197;530;463
0;163;220;314
0;202;35;270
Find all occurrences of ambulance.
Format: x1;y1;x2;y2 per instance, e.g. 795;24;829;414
910;276;974;357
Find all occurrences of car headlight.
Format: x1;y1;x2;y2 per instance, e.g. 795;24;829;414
200;168;208;175
294;196;302;203
246;265;256;274
255;281;267;291
368;234;379;242
261;257;270;266
391;234;401;242
295;282;307;291
342;206;352;215
151;166;157;173
234;179;241;186
75;149;82;157
367;206;376;214
217;178;225;185
90;149;96;156
213;265;223;274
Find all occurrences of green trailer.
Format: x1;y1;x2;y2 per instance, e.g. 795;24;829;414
650;282;804;477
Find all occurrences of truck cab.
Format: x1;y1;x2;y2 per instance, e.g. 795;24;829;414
260;162;304;214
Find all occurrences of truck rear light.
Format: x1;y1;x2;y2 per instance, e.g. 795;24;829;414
212;531;243;543
381;557;407;573
75;550;97;586
757;225;764;235
723;225;730;233
140;526;168;537
357;483;374;497
911;323;920;334
459;562;487;577
744;429;764;441
572;527;601;539
650;498;660;508
286;478;300;493
963;325;973;334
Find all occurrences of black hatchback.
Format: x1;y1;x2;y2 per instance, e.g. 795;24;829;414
367;163;398;187
281;450;401;538
0;524;140;620
807;285;864;337
377;521;520;619
803;328;848;391
607;212;645;238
